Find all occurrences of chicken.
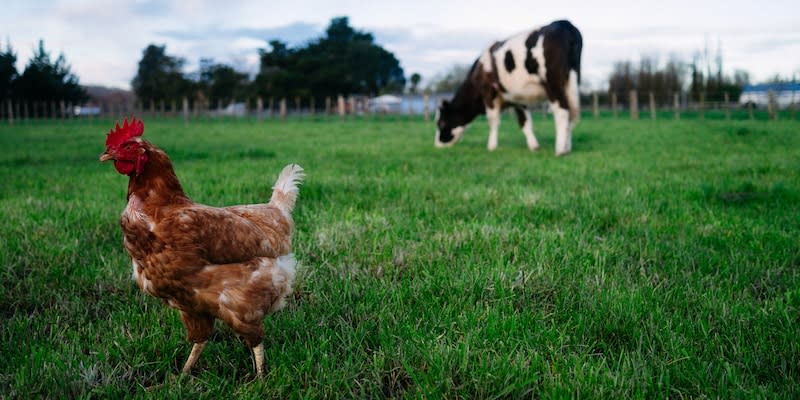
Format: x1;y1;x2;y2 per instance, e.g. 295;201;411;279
99;117;304;377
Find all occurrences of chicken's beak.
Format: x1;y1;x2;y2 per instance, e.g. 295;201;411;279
99;152;114;162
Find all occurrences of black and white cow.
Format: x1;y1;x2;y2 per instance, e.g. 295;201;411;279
435;20;582;155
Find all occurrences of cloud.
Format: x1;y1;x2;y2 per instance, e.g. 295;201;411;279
157;22;322;47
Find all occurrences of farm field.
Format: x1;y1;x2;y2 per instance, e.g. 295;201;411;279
1;115;799;398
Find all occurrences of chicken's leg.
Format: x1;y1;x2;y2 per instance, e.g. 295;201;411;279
252;343;265;377
181;341;207;374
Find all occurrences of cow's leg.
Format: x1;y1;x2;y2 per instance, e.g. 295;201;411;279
486;103;501;151
565;70;580;153
514;107;539;151
551;101;571;156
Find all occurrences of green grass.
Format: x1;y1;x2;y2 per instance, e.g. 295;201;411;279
1;115;799;398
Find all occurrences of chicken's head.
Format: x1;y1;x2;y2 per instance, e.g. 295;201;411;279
99;117;148;176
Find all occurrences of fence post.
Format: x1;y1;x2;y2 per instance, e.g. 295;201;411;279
423;93;430;121
767;89;777;120
649;92;656;120
182;97;189;125
337;95;345;120
349;97;356;119
23;101;29;122
723;92;730;121
611;92;618;119
592;92;599;119
256;97;263;122
629;90;638;120
325;96;331;116
6;100;13;125
279;98;287;120
699;92;705;120
673;93;680;120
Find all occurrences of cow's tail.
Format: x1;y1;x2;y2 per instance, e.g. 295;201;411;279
566;22;582;84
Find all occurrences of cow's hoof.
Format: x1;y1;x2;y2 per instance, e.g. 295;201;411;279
528;145;540;152
487;145;498;151
555;151;571;157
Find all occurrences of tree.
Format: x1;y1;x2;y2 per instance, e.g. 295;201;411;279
132;44;193;106
409;73;421;94
197;59;249;107
0;41;17;102
12;40;87;103
426;64;471;93
253;17;406;100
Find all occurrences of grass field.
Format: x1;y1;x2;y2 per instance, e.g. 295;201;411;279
1;114;799;398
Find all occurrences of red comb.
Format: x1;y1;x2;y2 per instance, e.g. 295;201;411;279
105;117;144;147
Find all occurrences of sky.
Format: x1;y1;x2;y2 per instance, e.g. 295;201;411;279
2;0;799;91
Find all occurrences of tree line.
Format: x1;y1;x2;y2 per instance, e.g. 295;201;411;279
0;40;88;106
606;45;753;104
132;17;407;109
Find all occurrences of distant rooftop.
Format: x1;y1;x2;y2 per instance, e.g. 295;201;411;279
742;83;800;93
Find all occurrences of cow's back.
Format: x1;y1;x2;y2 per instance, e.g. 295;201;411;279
485;20;582;105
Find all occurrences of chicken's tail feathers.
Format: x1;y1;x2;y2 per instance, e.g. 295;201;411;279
270;164;304;213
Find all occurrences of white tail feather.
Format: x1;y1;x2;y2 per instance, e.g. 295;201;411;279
270;164;305;213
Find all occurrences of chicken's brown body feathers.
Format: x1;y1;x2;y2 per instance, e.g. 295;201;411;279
120;141;299;348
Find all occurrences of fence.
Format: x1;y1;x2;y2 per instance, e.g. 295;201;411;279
1;90;797;125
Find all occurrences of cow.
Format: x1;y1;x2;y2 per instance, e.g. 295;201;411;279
435;20;582;156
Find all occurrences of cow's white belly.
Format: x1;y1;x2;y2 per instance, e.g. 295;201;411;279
500;80;548;104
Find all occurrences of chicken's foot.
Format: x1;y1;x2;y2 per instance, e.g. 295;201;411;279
252;343;265;377
181;341;207;374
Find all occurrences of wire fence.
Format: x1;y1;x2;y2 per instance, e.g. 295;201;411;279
1;91;797;125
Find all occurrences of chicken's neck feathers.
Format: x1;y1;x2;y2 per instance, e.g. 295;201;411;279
126;142;191;208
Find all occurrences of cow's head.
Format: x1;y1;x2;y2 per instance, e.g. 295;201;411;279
435;100;468;147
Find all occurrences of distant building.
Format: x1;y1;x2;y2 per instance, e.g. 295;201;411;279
739;83;800;108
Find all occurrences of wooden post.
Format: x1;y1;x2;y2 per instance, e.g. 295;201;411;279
699;92;705;120
325;96;331;115
295;96;301;118
182;97;189;125
723;92;730;121
158;100;164;119
256;97;264;121
279;98;287;120
423;94;430;121
629;90;638;120
349;97;356;119
268;97;274;119
674;93;680;120
649;92;656;120
767;89;777;120
149;100;155;118
611;92;618;119
337;95;345;119
592;93;599;119
50;102;56;121
6;100;13;125
23;101;29;122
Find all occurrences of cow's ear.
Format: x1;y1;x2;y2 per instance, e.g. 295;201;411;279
441;99;450;109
